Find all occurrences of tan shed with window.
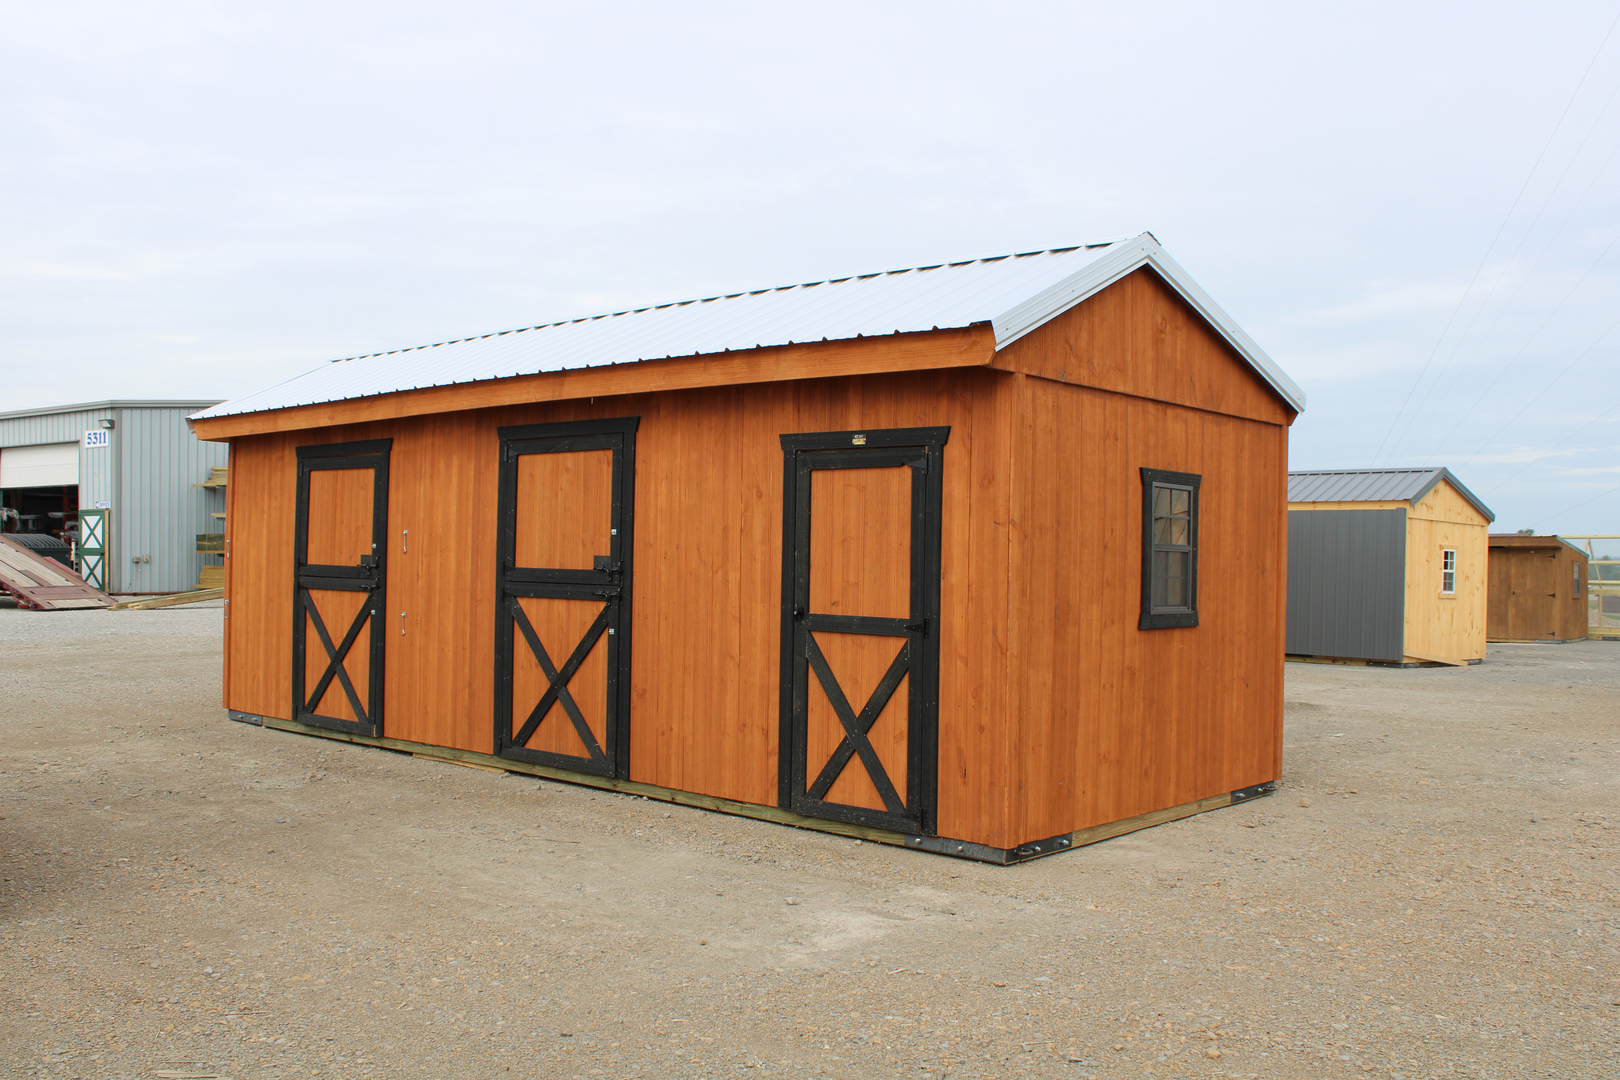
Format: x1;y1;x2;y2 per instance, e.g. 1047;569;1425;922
1287;468;1494;666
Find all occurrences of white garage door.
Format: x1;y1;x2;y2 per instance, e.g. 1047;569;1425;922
0;442;80;488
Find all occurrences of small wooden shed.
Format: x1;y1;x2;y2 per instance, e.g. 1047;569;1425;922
1487;534;1588;643
190;235;1305;863
1286;468;1494;666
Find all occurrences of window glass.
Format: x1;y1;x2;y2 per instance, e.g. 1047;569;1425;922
1140;469;1200;629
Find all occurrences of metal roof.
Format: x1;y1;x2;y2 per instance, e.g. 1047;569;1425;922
0;400;222;422
1488;533;1588;557
1288;468;1495;523
193;233;1304;421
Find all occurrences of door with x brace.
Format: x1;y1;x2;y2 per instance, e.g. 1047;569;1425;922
292;439;392;738
494;418;637;778
780;427;948;835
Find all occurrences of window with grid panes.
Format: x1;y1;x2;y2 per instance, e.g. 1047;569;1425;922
1441;548;1456;594
1139;468;1201;629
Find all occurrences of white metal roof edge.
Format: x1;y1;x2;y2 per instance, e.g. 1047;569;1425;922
988;235;1306;414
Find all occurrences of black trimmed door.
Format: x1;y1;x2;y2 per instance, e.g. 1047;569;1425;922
779;426;948;835
292;438;392;738
495;417;638;778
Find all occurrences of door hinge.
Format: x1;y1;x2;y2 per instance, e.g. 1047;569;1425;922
904;619;928;637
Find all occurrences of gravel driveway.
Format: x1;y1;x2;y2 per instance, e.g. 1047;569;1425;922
1;600;1615;1079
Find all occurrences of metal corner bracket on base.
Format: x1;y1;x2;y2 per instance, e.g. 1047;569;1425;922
228;710;265;726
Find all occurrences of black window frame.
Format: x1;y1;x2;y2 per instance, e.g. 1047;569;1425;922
1139;467;1201;630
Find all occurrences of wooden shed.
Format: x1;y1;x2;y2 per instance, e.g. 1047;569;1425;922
1286;468;1494;666
1487;534;1588;643
190;235;1305;863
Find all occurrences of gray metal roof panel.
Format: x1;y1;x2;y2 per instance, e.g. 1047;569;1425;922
0;400;222;422
1289;468;1495;523
194;235;1305;421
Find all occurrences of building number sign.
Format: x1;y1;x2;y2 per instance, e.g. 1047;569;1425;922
83;429;109;448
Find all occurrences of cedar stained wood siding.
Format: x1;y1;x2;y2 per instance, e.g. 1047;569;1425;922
223;369;1018;847
997;268;1294;428
997;274;1292;845
219;267;1295;851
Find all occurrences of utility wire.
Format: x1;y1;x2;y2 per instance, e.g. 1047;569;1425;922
1370;7;1620;467
1531;480;1620;529
1424;225;1620;464
1483;395;1620;494
1412;133;1620;465
1460;304;1620;468
1393;76;1620;466
1458;306;1620;469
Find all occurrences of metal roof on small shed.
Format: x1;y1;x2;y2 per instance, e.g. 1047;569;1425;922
1288;467;1495;523
193;234;1304;421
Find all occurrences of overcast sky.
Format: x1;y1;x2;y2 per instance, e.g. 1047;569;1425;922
6;1;1620;535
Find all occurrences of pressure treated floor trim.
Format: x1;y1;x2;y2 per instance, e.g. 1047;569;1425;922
229;711;1274;864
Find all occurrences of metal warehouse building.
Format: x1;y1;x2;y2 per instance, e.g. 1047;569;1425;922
0;400;227;595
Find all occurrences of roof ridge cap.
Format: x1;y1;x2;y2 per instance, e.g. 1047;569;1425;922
325;241;1125;366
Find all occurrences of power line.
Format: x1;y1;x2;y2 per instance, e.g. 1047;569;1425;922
1411;133;1620;465
1483;396;1620;495
1392;75;1620;466
1423;225;1620;464
1531;480;1620;528
1370;7;1620;467
1458;302;1620;466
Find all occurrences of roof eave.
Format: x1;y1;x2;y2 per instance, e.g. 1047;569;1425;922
988;235;1306;414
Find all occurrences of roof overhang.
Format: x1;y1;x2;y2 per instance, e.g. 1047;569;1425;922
191;235;1303;440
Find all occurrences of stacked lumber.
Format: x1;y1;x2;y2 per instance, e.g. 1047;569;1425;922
0;536;114;610
194;465;228;488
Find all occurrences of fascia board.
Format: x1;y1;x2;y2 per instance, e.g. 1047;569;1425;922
989;236;1307;414
1433;470;1497;524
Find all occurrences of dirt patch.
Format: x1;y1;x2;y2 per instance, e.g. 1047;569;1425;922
1;603;1616;1078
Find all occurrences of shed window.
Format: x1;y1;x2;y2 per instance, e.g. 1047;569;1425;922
1139;468;1200;629
1575;560;1581;591
1441;549;1456;594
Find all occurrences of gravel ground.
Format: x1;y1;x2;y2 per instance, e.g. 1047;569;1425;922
1;599;1616;1080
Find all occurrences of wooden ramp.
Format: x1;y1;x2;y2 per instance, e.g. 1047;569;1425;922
0;536;115;610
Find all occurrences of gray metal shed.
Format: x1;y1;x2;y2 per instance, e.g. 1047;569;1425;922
0;401;226;595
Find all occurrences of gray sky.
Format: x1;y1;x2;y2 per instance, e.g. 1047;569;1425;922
7;1;1620;534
